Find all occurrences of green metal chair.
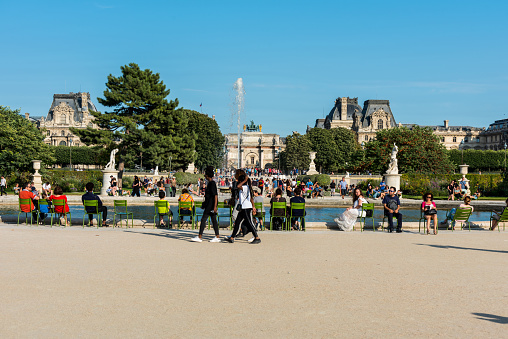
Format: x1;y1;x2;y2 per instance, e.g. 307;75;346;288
178;201;195;229
194;206;210;230
217;201;232;229
270;201;288;231
114;200;134;228
52;199;71;227
82;200;101;228
154;200;172;228
288;202;306;231
253;202;265;230
418;209;439;234
450;208;473;231
358;203;375;232
17;198;34;226
490;208;508;232
36;199;54;226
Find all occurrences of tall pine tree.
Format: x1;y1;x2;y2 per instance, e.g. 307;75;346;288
72;63;196;187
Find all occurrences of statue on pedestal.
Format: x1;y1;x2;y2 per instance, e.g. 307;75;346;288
154;166;159;176
386;143;398;174
105;149;119;170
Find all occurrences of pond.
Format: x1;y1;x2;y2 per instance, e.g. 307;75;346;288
0;205;494;223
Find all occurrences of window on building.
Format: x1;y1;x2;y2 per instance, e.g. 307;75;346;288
365;135;369;141
464;137;468;142
476;137;480;143
47;131;50;136
59;115;66;124
441;137;445;142
251;156;255;165
59;141;66;146
453;137;457;142
377;120;383;130
61;131;65;136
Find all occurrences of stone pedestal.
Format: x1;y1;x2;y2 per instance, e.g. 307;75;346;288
32;160;43;193
307;152;319;175
459;164;469;175
384;173;401;192
101;169;118;196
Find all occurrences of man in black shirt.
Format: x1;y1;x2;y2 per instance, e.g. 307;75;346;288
82;182;108;227
382;186;402;233
191;166;220;243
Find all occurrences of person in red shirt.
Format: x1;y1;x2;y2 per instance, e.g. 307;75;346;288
19;183;39;220
49;186;70;226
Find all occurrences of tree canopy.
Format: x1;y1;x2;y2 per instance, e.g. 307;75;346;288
0;106;54;174
307;127;359;172
185;110;225;170
71;63;196;183
280;132;312;171
363;126;453;174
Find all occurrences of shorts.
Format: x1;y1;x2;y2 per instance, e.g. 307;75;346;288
341;189;347;196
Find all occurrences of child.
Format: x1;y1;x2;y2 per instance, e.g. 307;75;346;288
157;191;172;228
38;193;51;225
252;187;264;230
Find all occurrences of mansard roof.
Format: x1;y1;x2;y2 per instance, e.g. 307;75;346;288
361;100;396;129
46;92;97;122
326;97;362;122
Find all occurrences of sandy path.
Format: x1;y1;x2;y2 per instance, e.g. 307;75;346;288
0;226;506;338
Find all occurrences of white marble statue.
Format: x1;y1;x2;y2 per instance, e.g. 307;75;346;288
386;143;398;174
154;166;159;176
105;149;119;170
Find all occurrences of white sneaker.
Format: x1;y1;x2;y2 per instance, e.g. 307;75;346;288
191;236;202;242
248;237;255;243
209;237;221;243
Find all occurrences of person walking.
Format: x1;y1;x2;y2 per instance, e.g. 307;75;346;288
131;175;141;197
383;186;403;233
0;176;6;196
191;166;221;243
224;170;261;244
339;177;348;199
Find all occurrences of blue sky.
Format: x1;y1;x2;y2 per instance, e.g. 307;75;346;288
1;0;507;137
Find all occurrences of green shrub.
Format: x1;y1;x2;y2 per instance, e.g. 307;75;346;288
174;172;202;186
42;169;103;193
315;174;331;186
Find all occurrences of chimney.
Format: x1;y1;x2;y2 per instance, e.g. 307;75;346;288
212;115;215;120
25;113;29;120
444;120;449;128
340;97;347;120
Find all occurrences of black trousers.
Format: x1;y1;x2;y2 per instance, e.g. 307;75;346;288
199;211;219;236
385;212;402;230
231;209;259;239
0;185;6;196
88;206;108;223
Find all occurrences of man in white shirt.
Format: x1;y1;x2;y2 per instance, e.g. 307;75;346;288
42;182;51;195
0;176;6;196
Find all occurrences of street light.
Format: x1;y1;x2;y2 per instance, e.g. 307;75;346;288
504;142;507;171
460;139;464;164
69;138;72;170
169;156;172;174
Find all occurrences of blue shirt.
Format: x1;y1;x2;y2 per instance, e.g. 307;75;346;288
290;196;305;216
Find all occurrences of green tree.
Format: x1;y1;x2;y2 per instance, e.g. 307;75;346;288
185;110;225;170
281;132;312;171
307;128;340;172
0;106;54;174
330;128;359;170
71;63;196;186
364;126;453;174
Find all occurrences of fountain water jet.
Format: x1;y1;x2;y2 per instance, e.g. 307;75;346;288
231;78;245;168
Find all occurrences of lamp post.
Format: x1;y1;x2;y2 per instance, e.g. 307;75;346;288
169;156;172;174
504;142;507;171
69;138;72;170
460;139;464;164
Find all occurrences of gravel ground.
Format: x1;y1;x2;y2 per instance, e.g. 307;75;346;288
0;226;507;338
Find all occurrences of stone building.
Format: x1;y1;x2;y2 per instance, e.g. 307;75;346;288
37;92;99;146
313;97;397;144
224;121;285;169
403;120;485;150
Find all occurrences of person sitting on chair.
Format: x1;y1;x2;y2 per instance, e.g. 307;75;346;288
270;188;286;230
82;182;108;227
490;197;508;231
290;187;306;230
383;187;402;233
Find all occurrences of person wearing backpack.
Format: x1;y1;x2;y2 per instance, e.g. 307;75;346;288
383;186;402;233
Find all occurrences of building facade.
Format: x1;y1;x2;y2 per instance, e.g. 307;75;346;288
37;92;99;146
312;97;397;144
224;121;285;169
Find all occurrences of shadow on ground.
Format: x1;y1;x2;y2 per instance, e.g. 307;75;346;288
415;243;508;254
472;312;508;324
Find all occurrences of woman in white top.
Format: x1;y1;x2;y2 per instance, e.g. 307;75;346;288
334;188;368;231
224;170;261;244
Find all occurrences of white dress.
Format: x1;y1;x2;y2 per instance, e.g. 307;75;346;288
334;197;367;232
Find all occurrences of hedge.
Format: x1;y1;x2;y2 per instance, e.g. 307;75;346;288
42;169;103;193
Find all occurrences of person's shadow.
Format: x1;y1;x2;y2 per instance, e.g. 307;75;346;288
123;229;222;242
472;312;508;324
